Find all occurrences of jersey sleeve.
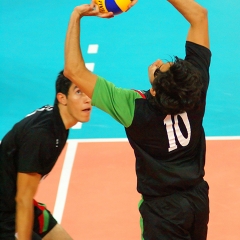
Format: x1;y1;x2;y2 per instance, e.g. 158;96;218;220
92;76;144;128
185;41;212;91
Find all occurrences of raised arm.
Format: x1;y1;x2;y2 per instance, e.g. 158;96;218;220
64;1;137;98
64;4;101;98
168;0;209;49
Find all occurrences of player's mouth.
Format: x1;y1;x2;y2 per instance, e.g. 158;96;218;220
82;107;91;112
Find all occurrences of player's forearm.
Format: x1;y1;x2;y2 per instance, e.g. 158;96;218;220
167;0;207;26
64;10;86;79
15;199;34;240
64;9;97;97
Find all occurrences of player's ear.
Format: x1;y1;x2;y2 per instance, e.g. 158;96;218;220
150;88;156;96
56;93;67;106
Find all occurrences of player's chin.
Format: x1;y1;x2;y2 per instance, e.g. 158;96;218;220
79;113;91;122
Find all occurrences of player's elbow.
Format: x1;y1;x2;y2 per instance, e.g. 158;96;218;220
63;67;73;81
64;65;86;83
195;7;208;25
189;7;208;30
64;66;79;83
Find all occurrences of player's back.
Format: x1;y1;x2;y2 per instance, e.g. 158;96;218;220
125;90;207;197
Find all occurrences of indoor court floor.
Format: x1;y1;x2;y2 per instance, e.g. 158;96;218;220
35;138;240;240
1;0;240;239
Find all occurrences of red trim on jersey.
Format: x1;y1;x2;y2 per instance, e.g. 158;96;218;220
134;90;146;99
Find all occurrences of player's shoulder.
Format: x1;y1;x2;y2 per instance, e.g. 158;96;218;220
185;41;211;59
133;90;147;99
15;105;54;133
25;105;54;118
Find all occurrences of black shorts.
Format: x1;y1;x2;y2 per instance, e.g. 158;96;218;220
0;200;57;240
139;180;209;240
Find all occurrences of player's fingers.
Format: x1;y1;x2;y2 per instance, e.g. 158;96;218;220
83;8;114;18
98;12;114;18
130;0;138;7
91;3;114;18
89;1;95;9
126;0;138;12
93;11;114;18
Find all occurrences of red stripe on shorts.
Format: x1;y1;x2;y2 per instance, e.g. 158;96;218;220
33;199;45;234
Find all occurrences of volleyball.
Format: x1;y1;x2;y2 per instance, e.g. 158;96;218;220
95;0;132;15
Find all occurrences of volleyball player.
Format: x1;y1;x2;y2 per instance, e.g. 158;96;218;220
0;71;92;240
64;0;211;239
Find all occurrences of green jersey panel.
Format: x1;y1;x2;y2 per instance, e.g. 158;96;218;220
92;76;143;128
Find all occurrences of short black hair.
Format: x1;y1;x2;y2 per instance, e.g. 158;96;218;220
54;70;72;105
151;57;203;115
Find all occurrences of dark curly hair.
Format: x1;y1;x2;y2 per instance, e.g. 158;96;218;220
151;57;203;115
54;70;72;105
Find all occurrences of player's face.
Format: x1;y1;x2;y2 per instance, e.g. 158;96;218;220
66;84;92;123
148;59;172;84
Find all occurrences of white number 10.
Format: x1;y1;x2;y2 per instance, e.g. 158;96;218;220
164;112;191;152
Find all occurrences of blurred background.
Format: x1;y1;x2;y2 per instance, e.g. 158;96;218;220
1;0;240;139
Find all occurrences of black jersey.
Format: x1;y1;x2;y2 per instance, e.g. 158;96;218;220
127;42;211;197
0;105;68;212
92;41;211;198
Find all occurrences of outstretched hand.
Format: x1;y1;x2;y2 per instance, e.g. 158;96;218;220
74;2;114;19
74;0;138;18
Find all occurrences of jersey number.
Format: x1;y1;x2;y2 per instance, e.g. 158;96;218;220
164;112;191;152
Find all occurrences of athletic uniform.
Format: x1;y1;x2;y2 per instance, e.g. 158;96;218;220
0;105;68;239
92;41;211;239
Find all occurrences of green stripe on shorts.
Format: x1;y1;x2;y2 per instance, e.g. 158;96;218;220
138;198;144;240
42;209;50;232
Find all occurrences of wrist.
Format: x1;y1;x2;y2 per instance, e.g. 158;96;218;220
72;8;83;19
